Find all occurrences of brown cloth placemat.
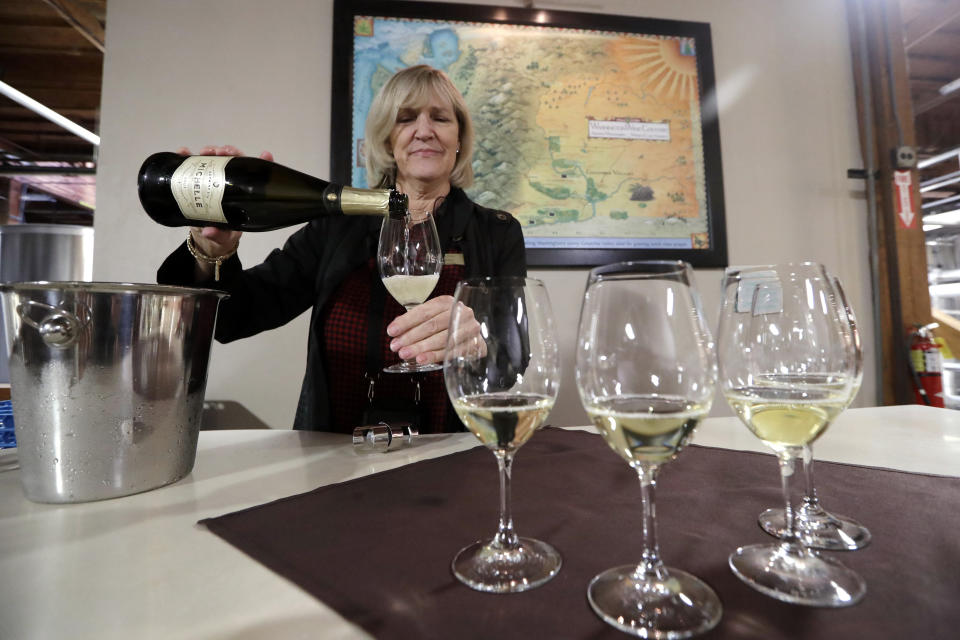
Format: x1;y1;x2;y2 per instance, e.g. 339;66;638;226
201;428;960;639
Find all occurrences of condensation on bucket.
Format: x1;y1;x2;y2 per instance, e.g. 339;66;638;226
1;282;224;503
13;360;201;502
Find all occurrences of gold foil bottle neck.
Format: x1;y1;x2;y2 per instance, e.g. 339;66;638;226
339;187;393;215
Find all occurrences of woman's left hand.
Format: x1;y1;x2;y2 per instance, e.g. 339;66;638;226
386;295;458;365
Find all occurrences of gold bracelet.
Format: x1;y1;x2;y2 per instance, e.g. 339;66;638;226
186;231;237;282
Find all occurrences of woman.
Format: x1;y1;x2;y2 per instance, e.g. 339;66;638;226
158;65;526;432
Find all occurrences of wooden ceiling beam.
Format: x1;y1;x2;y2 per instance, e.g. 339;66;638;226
40;0;105;53
904;58;960;80
0;88;100;109
0;106;98;119
0;53;104;82
0;25;97;51
906;52;960;64
0;120;81;133
0;134;40;157
915;90;960;116
2;132;96;144
904;0;960;50
0;77;102;92
0;2;105;159
0;109;92;121
0;44;97;57
910;77;956;88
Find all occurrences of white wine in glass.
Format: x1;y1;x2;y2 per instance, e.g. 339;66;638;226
382;273;440;310
755;277;871;550
718;262;866;607
725;379;848;449
585;396;708;466
452;393;554;450
444;277;561;593
377;208;443;373
576;260;721;639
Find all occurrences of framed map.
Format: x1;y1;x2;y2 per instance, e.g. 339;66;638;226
331;0;727;268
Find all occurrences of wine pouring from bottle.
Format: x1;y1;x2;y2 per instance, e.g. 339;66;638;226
138;152;409;232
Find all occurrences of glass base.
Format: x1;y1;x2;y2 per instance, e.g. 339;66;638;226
758;507;871;551
587;565;722;639
383;361;442;374
452;537;561;593
729;543;866;607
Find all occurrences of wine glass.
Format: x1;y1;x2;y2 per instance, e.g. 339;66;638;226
443;277;562;593
575;261;721;639
756;275;871;550
718;262;866;606
378;208;443;373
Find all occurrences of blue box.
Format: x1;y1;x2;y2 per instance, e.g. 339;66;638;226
0;400;14;449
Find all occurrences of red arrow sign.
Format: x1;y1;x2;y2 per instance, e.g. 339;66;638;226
894;170;915;229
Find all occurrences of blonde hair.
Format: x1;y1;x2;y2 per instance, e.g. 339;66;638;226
364;65;474;189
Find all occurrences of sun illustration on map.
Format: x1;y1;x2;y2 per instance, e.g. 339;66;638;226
612;37;699;102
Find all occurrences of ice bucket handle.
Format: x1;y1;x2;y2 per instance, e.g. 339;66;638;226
17;300;92;349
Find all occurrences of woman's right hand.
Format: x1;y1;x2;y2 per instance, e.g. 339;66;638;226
178;145;274;259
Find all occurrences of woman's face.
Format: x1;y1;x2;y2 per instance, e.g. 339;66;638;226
388;92;460;189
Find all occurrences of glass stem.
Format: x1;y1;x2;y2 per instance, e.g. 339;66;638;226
777;449;804;547
636;463;666;579
800;444;820;513
492;450;519;549
400;305;418;367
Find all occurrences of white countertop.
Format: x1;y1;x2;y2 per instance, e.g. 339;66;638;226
694;403;960;476
1;405;958;639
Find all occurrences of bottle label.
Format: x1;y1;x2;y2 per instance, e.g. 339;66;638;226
169;156;232;223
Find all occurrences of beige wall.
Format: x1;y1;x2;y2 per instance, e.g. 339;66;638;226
96;0;873;428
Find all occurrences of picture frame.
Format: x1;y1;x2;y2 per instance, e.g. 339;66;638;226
331;0;727;268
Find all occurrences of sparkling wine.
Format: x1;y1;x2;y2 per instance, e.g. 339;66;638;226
724;386;848;449
382;274;440;309
586;395;707;466
453;392;554;450
138;152;407;231
755;372;860;409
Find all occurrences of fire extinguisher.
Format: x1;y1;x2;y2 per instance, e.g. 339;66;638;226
907;323;944;407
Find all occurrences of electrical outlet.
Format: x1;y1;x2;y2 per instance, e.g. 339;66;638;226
894;146;917;169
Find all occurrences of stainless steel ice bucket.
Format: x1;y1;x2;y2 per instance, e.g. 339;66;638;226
0;282;227;503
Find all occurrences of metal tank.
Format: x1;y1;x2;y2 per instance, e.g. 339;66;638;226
0;224;94;383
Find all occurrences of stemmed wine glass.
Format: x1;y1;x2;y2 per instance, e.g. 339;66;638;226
756;275;871;550
443;277;562;593
575;261;722;638
718;262;866;606
378;208;443;373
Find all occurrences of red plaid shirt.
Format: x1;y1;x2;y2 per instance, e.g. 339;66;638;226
321;256;465;433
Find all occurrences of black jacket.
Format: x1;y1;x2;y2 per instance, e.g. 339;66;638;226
158;187;526;429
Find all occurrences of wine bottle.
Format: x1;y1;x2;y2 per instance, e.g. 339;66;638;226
137;152;408;232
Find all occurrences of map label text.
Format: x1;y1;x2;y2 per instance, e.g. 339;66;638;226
588;119;671;141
